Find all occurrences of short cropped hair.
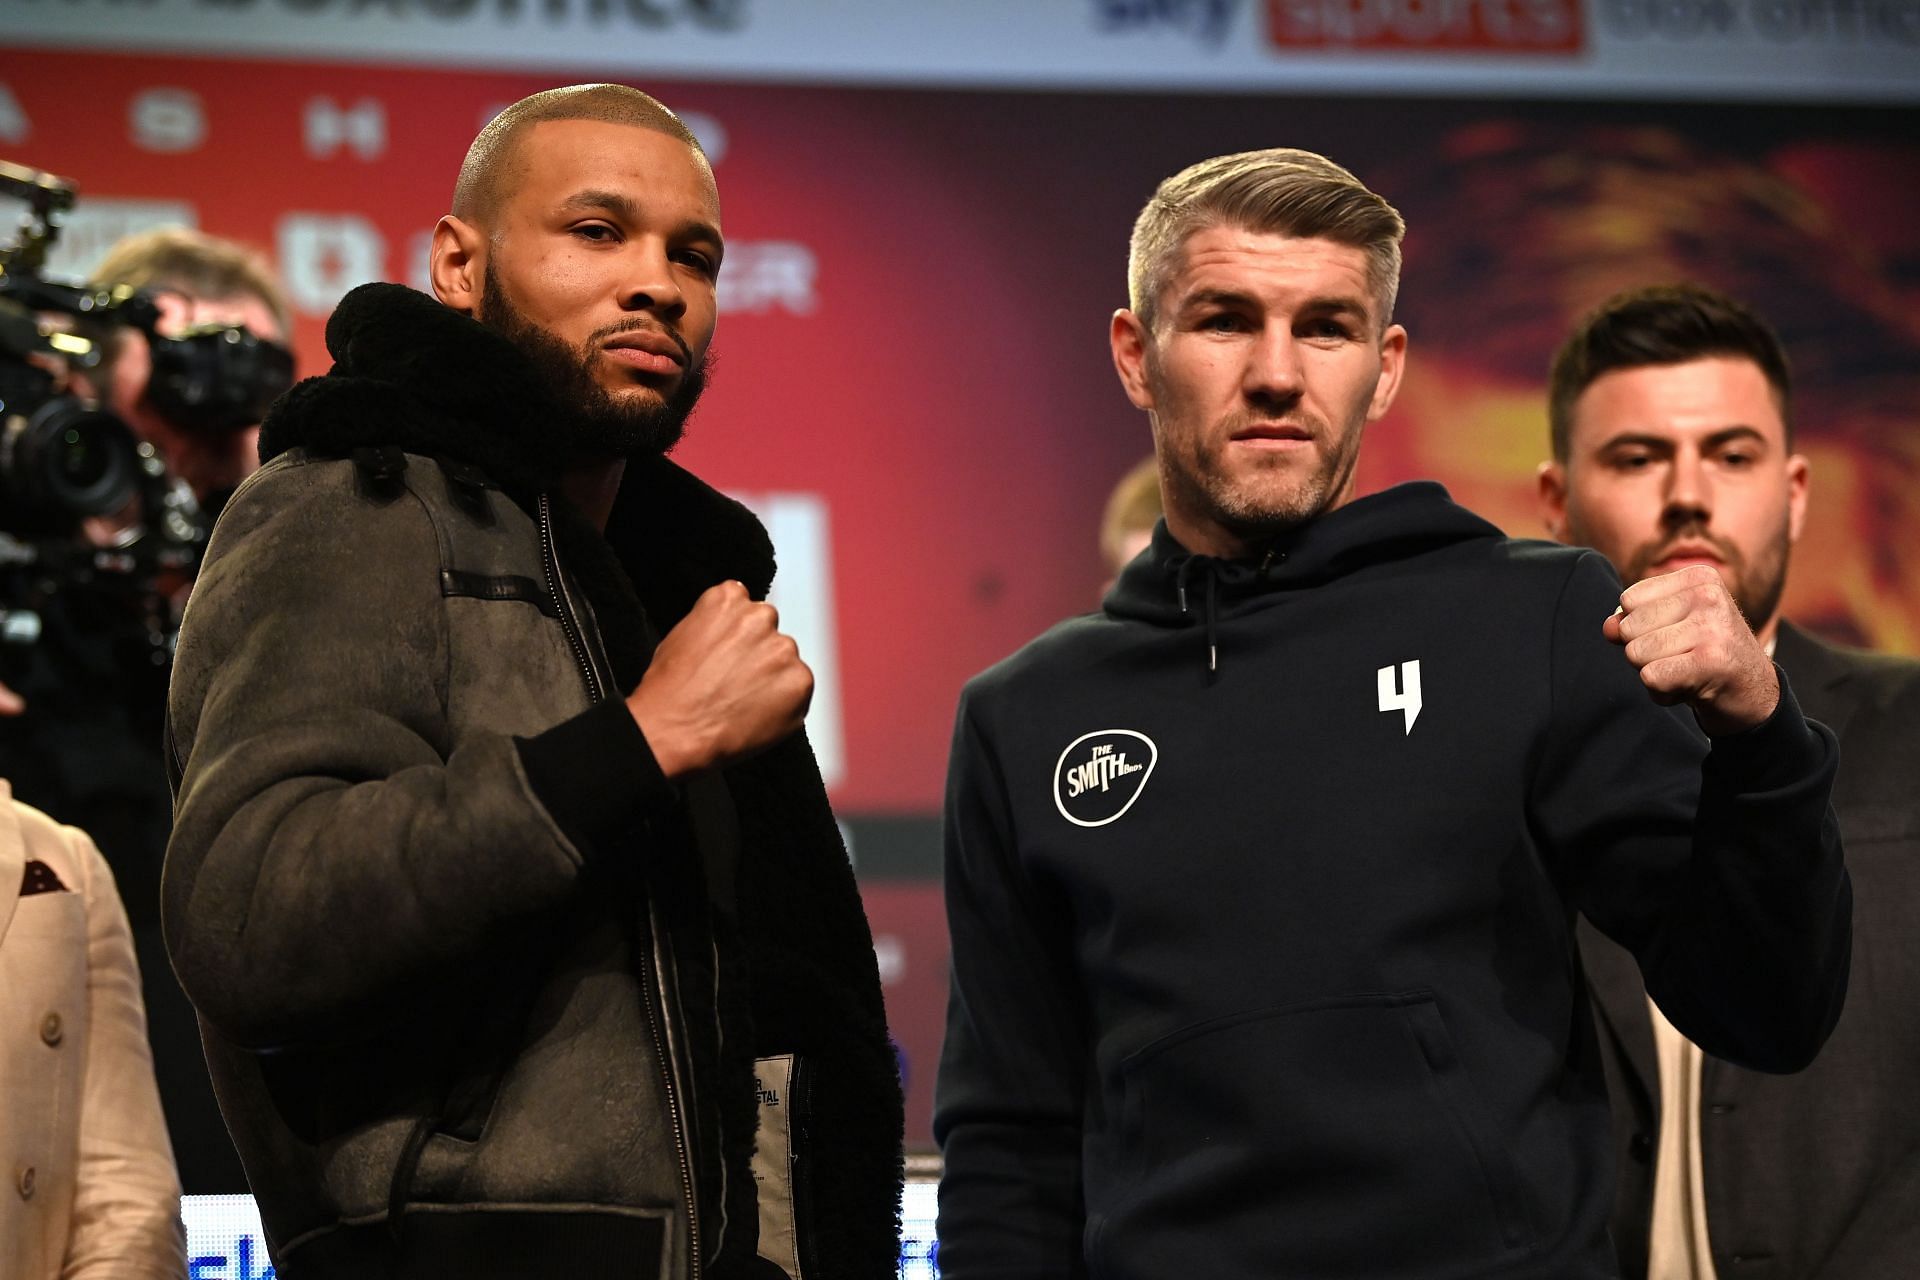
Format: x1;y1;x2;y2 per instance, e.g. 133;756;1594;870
1549;283;1793;461
1127;148;1405;332
89;227;291;338
453;83;708;224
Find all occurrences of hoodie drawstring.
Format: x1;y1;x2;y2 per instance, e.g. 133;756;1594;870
1173;555;1222;678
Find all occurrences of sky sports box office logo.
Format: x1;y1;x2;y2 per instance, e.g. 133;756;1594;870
1266;0;1585;51
1094;0;1585;52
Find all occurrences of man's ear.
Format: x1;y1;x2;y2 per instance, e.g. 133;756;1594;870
1786;451;1810;545
1111;309;1155;411
429;215;486;315
1366;323;1408;421
1537;460;1571;542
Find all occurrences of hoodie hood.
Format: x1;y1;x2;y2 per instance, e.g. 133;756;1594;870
1105;483;1502;672
258;282;774;611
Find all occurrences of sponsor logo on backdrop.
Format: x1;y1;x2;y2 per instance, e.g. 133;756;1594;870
279;213;386;314
1054;729;1158;827
407;230;435;295
0;82;29;145
1091;0;1242;44
719;242;817;315
130;88;208;153
182;1194;273;1280
305;96;387;160
1601;0;1917;42
44;199;199;281
400;233;816;315
731;492;843;787
184;1188;936;1278
1265;0;1584;51
873;933;906;984
110;0;748;27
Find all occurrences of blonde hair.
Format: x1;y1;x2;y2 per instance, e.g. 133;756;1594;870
1127;148;1404;330
1100;457;1163;573
89;227;290;337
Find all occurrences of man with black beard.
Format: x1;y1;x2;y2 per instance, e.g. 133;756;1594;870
1540;284;1920;1279
162;84;903;1280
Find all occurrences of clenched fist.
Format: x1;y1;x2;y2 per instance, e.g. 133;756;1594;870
626;580;813;778
1604;564;1779;736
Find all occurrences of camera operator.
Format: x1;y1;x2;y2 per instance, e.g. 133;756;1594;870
76;227;291;522
0;225;293;1194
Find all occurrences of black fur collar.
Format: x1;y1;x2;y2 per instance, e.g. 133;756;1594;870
259;282;775;610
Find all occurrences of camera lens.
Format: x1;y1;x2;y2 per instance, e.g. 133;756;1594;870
58;424;113;491
0;399;141;532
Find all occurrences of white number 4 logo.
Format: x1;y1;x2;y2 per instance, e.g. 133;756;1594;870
1377;660;1422;735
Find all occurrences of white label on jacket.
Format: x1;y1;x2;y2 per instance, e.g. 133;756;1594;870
1054;729;1158;827
1377;659;1423;735
752;1054;803;1280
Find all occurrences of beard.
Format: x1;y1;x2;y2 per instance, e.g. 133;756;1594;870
478;266;709;460
1623;516;1792;631
1160;405;1365;546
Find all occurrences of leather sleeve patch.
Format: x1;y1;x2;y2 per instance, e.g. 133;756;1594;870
439;570;558;618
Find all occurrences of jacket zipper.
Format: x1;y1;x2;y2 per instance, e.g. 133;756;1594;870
538;492;703;1276
539;493;606;703
648;900;708;1276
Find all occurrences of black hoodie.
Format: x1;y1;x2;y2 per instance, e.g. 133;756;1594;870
934;482;1849;1280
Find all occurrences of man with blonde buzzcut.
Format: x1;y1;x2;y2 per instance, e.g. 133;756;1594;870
934;149;1850;1279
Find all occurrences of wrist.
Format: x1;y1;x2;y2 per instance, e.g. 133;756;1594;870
515;699;677;858
1695;666;1781;738
627;697;701;779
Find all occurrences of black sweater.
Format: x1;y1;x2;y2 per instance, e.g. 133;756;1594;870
934;482;1850;1280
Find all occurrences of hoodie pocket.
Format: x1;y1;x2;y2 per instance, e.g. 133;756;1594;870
1096;990;1532;1279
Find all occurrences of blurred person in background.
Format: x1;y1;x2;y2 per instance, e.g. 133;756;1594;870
1;779;184;1280
1384;123;1920;654
1098;456;1161;589
1540;282;1920;1279
75;227;292;521
0;226;293;1193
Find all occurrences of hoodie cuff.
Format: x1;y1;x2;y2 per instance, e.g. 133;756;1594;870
516;698;678;859
1702;662;1834;794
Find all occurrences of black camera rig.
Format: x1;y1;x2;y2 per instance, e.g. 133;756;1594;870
0;158;293;679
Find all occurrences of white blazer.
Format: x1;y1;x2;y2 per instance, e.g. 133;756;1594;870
0;780;185;1280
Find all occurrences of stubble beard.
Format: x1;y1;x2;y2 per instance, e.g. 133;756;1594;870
478;265;710;460
1621;514;1792;632
1162;406;1363;547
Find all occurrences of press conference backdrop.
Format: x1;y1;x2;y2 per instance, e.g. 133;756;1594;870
3;3;1917;1149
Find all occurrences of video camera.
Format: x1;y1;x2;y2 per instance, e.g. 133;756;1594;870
0;158;294;674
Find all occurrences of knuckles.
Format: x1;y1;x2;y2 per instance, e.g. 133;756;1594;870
1676;564;1720;588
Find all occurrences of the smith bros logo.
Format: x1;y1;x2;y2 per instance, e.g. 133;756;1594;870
1054;729;1158;827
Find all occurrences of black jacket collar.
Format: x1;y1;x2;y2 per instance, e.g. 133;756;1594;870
259;282;775;608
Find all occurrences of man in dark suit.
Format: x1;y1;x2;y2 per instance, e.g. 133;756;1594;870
1538;282;1920;1279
